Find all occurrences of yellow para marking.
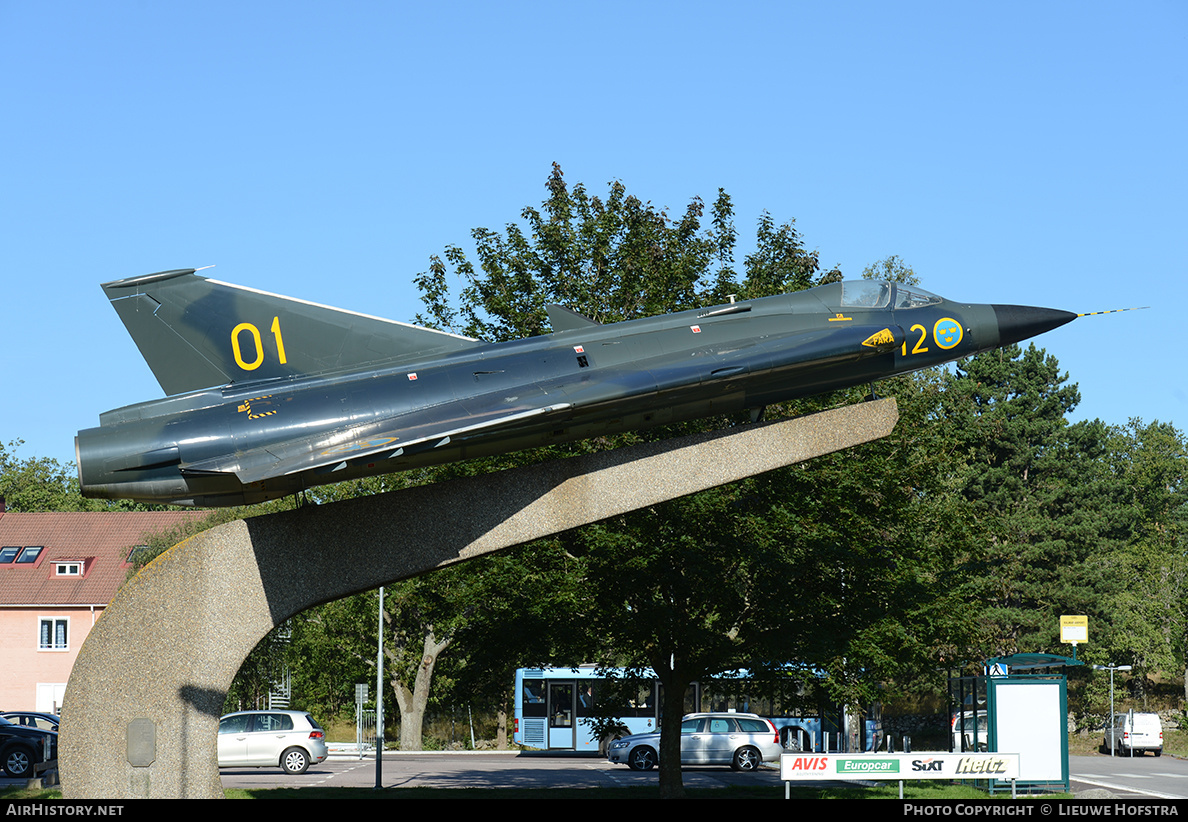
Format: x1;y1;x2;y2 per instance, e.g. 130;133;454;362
827;313;853;322
862;328;897;348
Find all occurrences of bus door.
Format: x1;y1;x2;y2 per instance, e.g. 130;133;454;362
548;682;575;749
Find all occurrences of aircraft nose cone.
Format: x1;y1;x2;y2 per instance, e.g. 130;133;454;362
992;304;1077;346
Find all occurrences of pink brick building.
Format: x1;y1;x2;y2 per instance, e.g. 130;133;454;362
0;510;206;711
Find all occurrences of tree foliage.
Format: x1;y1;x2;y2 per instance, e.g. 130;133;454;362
939;345;1134;659
1096;420;1188;705
408;164;959;795
0;440;104;512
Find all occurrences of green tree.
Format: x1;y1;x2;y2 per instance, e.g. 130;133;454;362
223;624;293;714
861;254;920;287
287;593;377;722
939;345;1132;659
284;548;587;751
429;539;593;748
0;439;171;512
415;162;773;340
412;165;963;796
0;440;97;511
1097;420;1188;706
283;576;467;751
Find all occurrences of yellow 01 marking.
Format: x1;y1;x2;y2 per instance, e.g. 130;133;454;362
232;322;265;370
231;317;288;370
271;316;287;364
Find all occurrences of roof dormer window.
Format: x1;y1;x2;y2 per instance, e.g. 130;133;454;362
3;546;46;564
55;562;82;577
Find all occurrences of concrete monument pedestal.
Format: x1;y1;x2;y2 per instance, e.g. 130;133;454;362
60;399;897;798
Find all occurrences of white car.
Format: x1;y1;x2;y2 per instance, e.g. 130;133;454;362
217;710;329;774
607;712;782;771
951;711;989;752
1103;712;1163;757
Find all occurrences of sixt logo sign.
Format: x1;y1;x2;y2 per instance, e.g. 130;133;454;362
839;759;899;774
911;758;944;772
786;756;829;771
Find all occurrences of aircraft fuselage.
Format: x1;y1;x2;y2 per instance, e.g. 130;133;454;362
77;275;1074;506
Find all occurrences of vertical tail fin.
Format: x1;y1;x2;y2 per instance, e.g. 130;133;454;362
102;269;480;395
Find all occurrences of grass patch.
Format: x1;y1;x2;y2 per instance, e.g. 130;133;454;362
1167;728;1188;756
7;783;1063;801
225;782;1034;799
0;786;62;801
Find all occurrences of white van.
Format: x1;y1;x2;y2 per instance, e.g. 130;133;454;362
1103;712;1163;756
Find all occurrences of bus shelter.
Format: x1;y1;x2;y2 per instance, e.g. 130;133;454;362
950;653;1080;793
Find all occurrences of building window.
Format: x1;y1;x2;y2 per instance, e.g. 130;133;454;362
39;618;69;651
17;546;42;564
0;547;18;563
55;562;81;576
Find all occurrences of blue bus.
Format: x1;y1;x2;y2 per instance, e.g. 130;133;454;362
513;666;696;751
513;666;881;752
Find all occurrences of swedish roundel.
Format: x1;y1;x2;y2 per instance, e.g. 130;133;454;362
933;318;963;349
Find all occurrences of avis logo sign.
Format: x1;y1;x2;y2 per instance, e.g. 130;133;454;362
788;756;829;771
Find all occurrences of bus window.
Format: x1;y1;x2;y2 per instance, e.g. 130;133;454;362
549;683;573;728
626;682;655;717
522;678;546;718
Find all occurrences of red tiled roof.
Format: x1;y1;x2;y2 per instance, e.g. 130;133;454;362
0;511;208;606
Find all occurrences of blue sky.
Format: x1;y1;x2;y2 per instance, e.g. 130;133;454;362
3;1;1185;466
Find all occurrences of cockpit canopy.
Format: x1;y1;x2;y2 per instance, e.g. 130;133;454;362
840;281;942;310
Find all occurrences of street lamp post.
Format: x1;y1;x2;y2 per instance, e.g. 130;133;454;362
1092;664;1132;756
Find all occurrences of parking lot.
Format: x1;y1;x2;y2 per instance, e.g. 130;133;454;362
218;750;782;791
5;751;1186;797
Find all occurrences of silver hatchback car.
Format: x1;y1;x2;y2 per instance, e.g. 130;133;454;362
217;710;329;775
607;712;782;771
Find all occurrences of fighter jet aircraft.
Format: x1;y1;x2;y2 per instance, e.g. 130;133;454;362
76;269;1076;506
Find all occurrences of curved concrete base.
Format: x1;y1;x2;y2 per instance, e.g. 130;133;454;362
60;399;897;798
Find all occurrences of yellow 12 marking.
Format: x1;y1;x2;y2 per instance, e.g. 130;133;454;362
902;324;929;356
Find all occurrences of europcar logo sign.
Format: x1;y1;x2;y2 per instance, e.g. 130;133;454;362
780;753;1020;782
839;758;899;774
